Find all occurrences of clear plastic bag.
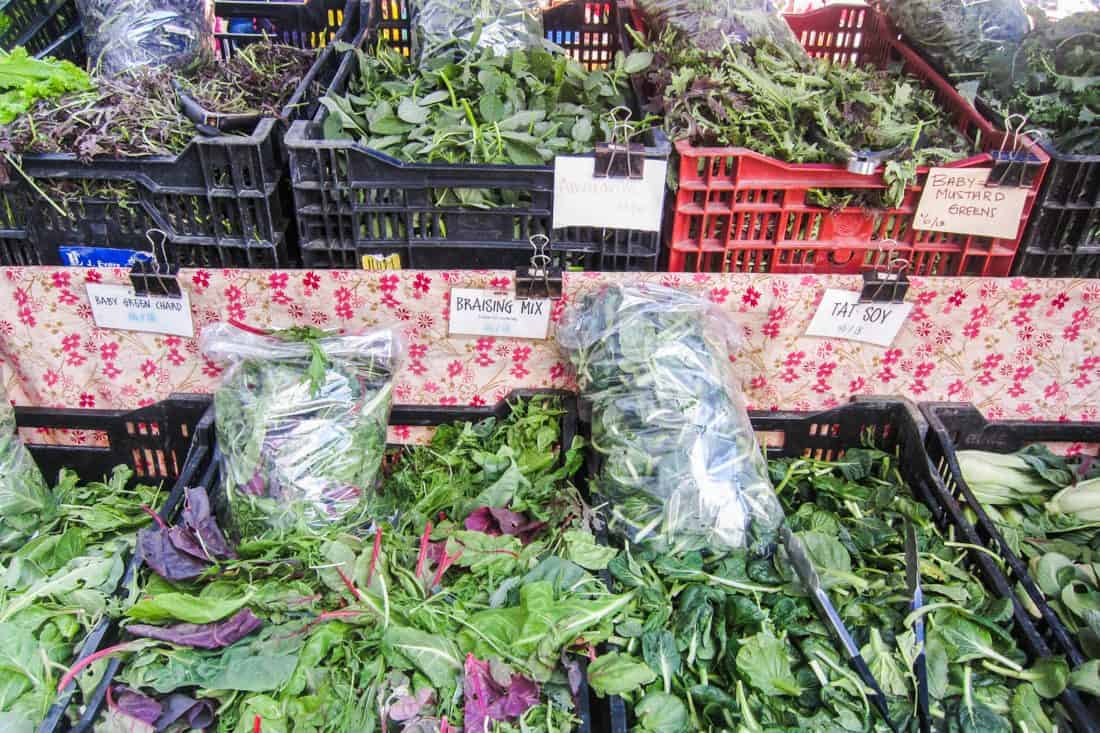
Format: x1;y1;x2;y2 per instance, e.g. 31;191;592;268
76;0;215;77
636;0;806;59
0;384;50;550
202;324;403;537
559;284;784;556
414;0;544;66
879;0;1029;75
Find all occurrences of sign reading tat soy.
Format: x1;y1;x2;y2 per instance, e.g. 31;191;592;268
806;289;913;347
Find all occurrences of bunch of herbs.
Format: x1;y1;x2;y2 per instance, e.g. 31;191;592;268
597;447;1075;732
322;38;652;170
0;466;165;733
628;24;974;208
80;396;632;732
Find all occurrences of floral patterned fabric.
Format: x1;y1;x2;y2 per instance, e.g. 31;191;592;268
1;269;1097;438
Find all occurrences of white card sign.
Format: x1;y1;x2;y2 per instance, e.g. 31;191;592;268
448;288;553;340
913;167;1029;240
552;155;667;232
805;289;913;347
86;283;194;338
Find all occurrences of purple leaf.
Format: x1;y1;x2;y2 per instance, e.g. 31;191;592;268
110;685;162;726
155;694;215;731
126;609;263;649
464;507;546;545
167;526;208;561
388;687;434;722
137;526;207;582
464;654;539;731
181;487;236;560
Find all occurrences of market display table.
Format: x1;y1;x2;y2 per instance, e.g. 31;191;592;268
1;268;1097;422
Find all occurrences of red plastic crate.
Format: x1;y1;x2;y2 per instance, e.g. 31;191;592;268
664;4;1049;275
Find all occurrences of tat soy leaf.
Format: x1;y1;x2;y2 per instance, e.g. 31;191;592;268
736;632;802;697
397;97;430;124
587;652;656;697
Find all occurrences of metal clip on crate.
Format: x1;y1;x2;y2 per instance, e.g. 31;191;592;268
129;230;182;298
859;247;910;303
987;114;1044;189
594;107;644;179
515;234;563;300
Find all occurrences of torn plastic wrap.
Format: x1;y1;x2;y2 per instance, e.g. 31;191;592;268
413;0;544;66
202;323;403;537
0;384;50;550
878;0;1029;75
635;0;807;59
76;0;215;77
559;284;784;556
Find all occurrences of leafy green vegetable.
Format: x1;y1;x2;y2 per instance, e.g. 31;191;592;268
607;447;1063;731
627;16;974;208
0;392;50;550
588;652;657;696
0;47;91;125
323;36;649;190
0;465;164;730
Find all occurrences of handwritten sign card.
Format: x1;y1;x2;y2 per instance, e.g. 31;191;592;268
913;167;1028;240
553;156;667;232
805;289;913;347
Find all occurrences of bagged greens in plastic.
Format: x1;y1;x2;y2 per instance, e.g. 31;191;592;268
76;0;214;77
0;383;50;550
636;0;806;59
878;0;1029;76
559;284;784;556
202;323;402;537
414;0;544;66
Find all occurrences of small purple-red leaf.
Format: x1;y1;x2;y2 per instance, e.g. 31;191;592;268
111;685;162;726
126;609;262;649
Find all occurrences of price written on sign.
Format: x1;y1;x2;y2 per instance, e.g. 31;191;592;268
86;283;194;338
805;289;913;347
448;288;553;340
913;167;1029;240
552;156;668;232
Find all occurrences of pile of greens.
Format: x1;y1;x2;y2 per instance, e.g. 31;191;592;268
597;447;1082;732
559;284;784;557
321;38;652;174
983;12;1100;155
0;47;91;125
80;396;633;732
958;445;1100;671
878;0;1030;79
205;324;400;538
627;22;974;208
0;43;315;161
0;466;165;733
0;389;49;548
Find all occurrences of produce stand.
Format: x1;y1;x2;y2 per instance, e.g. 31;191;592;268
1;0;1099;731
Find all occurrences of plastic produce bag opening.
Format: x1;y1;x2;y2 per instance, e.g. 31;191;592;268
413;0;545;67
202;322;403;539
634;0;808;60
559;283;784;556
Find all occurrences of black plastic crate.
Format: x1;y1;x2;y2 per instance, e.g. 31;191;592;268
584;398;1099;733
70;390;602;733
284;0;669;271
10;395;215;733
0;0;360;269
922;403;1100;674
0;0;83;62
1012;142;1100;278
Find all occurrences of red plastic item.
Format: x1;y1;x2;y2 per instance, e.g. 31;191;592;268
664;4;1049;275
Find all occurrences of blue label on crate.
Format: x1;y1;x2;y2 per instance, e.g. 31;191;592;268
58;247;154;268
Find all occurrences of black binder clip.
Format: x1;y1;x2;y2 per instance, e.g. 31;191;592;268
987;114;1043;189
515;234;562;300
860;255;910;304
594;106;644;179
130;229;182;298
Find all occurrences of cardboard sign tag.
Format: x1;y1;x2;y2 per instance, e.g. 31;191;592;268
449;288;552;340
805;289;913;347
361;253;402;271
913;167;1028;239
86;283;194;338
552;155;667;232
